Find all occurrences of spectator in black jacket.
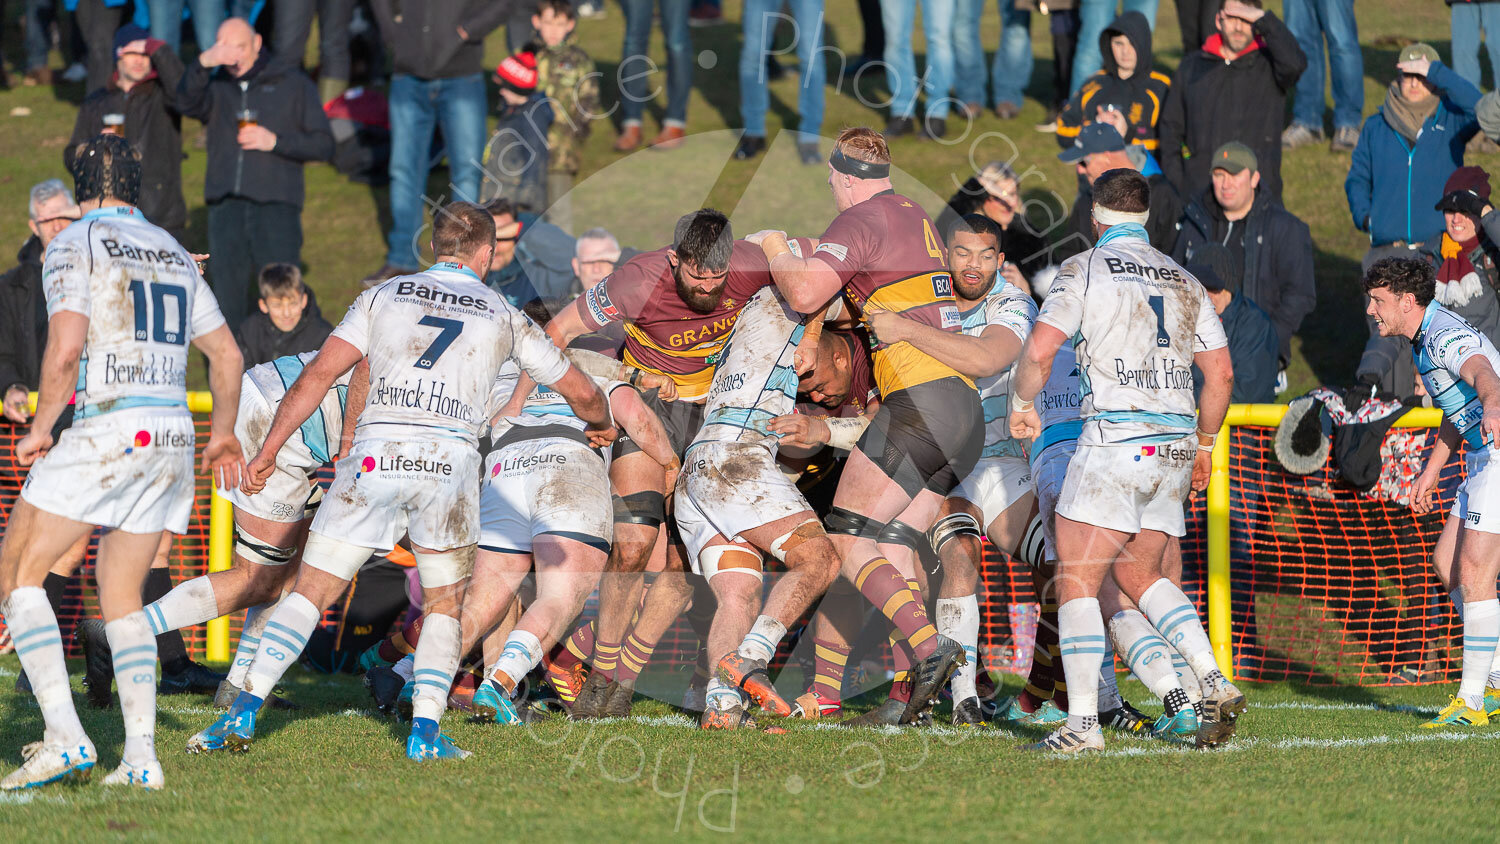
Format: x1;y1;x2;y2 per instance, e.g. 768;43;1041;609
1173;141;1316;373
66;24;187;242
1055;11;1171;156
936;161;1052;293
1;180;79;470
235;263;334;367
1158;0;1306;203
176;18;335;331
1060;123;1182;258
1189;244;1279;404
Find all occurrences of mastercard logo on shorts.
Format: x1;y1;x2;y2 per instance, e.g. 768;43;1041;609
357;456;376;478
125;430;151;454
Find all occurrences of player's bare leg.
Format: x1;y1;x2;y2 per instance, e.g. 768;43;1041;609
606;551;694;717
1;503;103;790
701;552;769;730
828;451;962;724
1423;517;1500;704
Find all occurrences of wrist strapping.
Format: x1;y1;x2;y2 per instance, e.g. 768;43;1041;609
824;416;870;451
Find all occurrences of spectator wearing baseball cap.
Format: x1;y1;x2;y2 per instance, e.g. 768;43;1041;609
1189;243;1279;404
935;161;1051;289
482;47;555;215
64;24;188;243
1059;123;1182;258
1174;140;1315;377
1346;43;1481;272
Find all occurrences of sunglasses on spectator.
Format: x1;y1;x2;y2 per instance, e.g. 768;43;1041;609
495;234;520;243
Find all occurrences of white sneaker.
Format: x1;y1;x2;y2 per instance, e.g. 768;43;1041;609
1021;724;1104;754
102;758;165;791
1;737;96;790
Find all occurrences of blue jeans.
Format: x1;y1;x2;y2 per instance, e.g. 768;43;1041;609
951;0;1031;108
1451;2;1500;91
1071;0;1158;95
146;0;227;53
385;73;488;269
739;0;826;142
619;0;694;125
882;0;957;119
1285;0;1362;131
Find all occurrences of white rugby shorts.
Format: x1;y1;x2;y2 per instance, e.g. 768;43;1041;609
952;454;1034;528
479;436;612;554
1055;437;1194;537
675;441;811;578
217;386;323;523
1453;447;1500;534
310;437;480;552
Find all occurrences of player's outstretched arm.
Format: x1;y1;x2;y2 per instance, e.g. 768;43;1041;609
754;233;844;314
865;308;1022;379
17;311;87;465
336;358;370;461
608;385;678;473
246;337;362;493
1192;345;1235;491
192;323;246;490
1460;355;1500;446
1412;419;1461;515
550;365;616;446
1008;323;1066;440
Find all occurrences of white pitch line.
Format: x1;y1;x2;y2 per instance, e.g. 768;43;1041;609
1058;728;1500;760
1254;701;1440;714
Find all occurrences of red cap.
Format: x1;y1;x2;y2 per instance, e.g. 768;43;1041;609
495;51;539;93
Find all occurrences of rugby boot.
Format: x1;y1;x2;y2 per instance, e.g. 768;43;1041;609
602;680;634;718
902;635;966;724
700;703;786;733
186;708;257;753
1021;724;1104;754
160;660;227;695
1152;708;1201;746
951;696;986;727
717;653;791;717
1421;695;1490;729
0;738;96;790
1198;676;1247;746
101;758;165;790
215;678;299;711
843;696;907;728
365;666;405;716
1485;686;1500;716
570;671;611;720
471;678;524;725
787;692;823;720
1100;700;1153;736
76;618;115;709
406;725;472;761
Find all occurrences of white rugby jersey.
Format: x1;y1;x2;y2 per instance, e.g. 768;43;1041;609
1037;229;1226;446
43;206;225;419
244;352;353;463
1413;300;1500;450
692;286;808;453
1030;339;1083;466
333;263;571;446
958;280;1036;459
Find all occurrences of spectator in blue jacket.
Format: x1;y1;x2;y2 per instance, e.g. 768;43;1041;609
1190;243;1279;404
1345;43;1481;271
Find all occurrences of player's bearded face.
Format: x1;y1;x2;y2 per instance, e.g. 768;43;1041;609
672;258;729;313
1366;288;1411;337
948;231;1001;300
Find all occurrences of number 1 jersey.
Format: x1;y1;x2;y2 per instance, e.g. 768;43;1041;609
42;206;225;419
332;263;572;447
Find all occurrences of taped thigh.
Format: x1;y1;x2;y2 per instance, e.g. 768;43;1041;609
700;545;764;582
768;519;825;563
613;491;666;528
414;546;478;589
301;532;377;582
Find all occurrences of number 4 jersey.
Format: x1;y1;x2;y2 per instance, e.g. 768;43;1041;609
332;262;572;447
42;206;226;418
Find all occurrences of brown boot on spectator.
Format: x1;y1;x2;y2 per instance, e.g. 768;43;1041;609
614;124;643;152
23;67;52;86
650;126;687;150
360;263;410;289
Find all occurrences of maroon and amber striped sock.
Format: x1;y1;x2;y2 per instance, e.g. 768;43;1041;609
811;637;850;710
1021;600;1061;710
612;632;658;686
888;632;915;703
593;640;622;681
376;614;424;664
854;558;939;660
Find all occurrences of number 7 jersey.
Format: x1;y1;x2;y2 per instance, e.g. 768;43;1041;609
332;262;572;447
42;206;225;418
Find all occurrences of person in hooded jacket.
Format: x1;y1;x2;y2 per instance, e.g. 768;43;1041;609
1056;11;1170;155
1157;0;1305;203
175;17;335;332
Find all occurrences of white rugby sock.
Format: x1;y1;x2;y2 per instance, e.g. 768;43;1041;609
935;595;981;702
244;592;321;699
1097;643;1123;713
1172;650;1203;703
1448;591;1500;686
226;597;282;689
1140;579;1221;686
106;612;158;765
705;678;740;712
393;653;415;682
488;629;544;696
1460;599;1500;710
738;615;787;664
142;575;218;636
410;612;462;723
4;587;86;745
1109;610;1181;702
1059;597;1105;731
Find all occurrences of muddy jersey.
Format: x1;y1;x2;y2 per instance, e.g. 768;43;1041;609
1414;300;1500;450
333;262;571;447
1036;229;1226;447
510;374;628;433
691;287;812;453
578;241;772;402
1031;339;1083;467
243;352;353;464
42;205;225;419
812;192;969;395
958;280;1036;459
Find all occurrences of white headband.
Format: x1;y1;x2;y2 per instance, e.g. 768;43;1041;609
1093;205;1150;227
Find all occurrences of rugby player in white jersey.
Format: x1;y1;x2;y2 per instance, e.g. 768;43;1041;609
461;362;679;725
0;135;245;791
82;352;361;711
1009;169;1241;753
1374;257;1500;727
675;284;845;729
864;214;1035;725
187;202;615;761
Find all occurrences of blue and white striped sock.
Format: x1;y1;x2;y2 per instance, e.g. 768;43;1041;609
1139;579;1219;684
142;575;217;638
1059;597;1106;731
106;612;158;765
243;591;321;701
3;586;86;745
1460;599;1500;710
1108;609;1181;702
737;616;786;664
226;598;280;690
410;612;462;724
489;629;543;695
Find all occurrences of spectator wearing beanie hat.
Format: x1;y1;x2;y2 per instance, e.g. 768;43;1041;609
482;47;555;214
1428;166;1500;342
1189;242;1280;404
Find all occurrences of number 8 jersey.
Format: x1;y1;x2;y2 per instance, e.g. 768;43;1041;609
333;262;572;447
43;206;225;418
